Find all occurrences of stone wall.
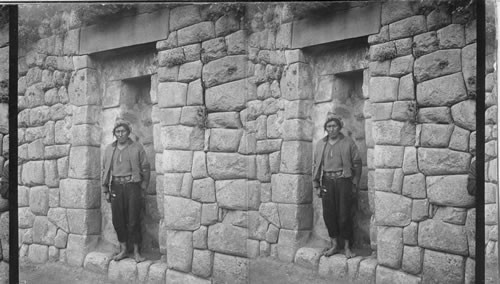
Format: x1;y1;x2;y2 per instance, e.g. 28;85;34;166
0;11;9;284
18;2;480;283
367;1;476;283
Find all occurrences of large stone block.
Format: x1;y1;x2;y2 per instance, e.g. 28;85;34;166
438;24;465;49
157;82;187;108
377;226;403;269
19;207;35;229
164;196;201;231
271;174;312;204
207;153;256;180
213;253;248;284
403;222;418;246
451;100;476;131
165;269;210;284
402;173;426;198
426;175;474;207
215;179;260;210
84;251;113;275
192;151;207;179
277;204;313;230
419;219;468;255
192;177;215;203
27;139;45;160
369;42;397;61
318;254;348;280
376;265;421;284
414;50;461;82
206;79;253;112
21;161;45;186
280;63;313;101
422;249;465;283
68;146;100;179
282;119;313;141
259;202;281;227
256;154;271;182
372;120;416;146
66;234;99;267
280;141;312;174
28;243;49;263
59;179;101;209
66;209;101;235
420;124;454;147
178;60;203;82
178;21;215;46
162;125;204;151
369;77;399;103
163;150;193;173
207;112;242;129
374;145;404;168
29;186;49;215
209;129;243;152
418;148;470;175
357;258;378;284
33;216;57;245
68;69;100;106
70;124;101;147
166;230;193;272
208;223;247;257
381;1;418;25
47;208;69;232
108;259;138;283
462;43;476;96
294;247;323;270
203;55;248;88
413;31;439;57
277;229;310;262
417;106;452;123
417;72;467;107
375;191;411;226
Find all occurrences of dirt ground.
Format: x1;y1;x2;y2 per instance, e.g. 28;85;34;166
19;257;348;284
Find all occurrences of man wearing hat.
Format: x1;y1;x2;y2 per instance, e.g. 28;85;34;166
101;118;151;262
312;112;362;258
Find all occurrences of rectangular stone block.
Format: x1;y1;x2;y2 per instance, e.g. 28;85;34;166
280;63;313;101
162;125;204;151
60;178;101;209
369;77;399;102
271;173;312;204
68;68;100;106
414;50;461;82
418;148;470;176
422;249;465;283
202;55;248;88
375;191;411;227
166;230;193;272
66;234;99;267
164;196;201;231
163;150;193;173
418;219;468;255
215;179;260;210
205;78;252;112
208;223;247;257
280;141;312;174
377;226;403;269
21;161;45;186
213;253;248;284
277;204;313;230
68;146;100;179
158;82;187;108
277;229;310;262
374;145;404;168
67;209;101;235
207;152;256;180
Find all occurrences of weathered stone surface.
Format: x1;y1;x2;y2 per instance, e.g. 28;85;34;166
54;229;68;248
68;146;100;179
376;265;421;284
403;222;418;246
465;20;476;44
28;244;49;263
19;207;35;229
372;120;415;146
375;191;411;226
27;139;45;160
18;186;29;207
278;204;313;230
203;55;248;88
60;179;100;209
47;208;69;232
418;72;467;108
162;125;204;151
318;254;348;280
178;21;215;46
67;209;101;235
418;148;470;175
191;151;207;180
208;223;247;257
215;179;260;210
368;25;389;44
66;234;99;267
22;161;45;186
280;63;312;101
70;124;101;147
84;251;113;275
389;15;426;40
420;124;454;147
427;6;452;30
163;150;193;173
451;100;476;131
192;178;215;203
259;202;280;228
68;68;100;106
213;253;248;284
282;119;313;141
32;216;57;245
369;77;399;102
413;31;439;57
271;174;312;204
419;219;468;255
374;145;404;168
389;55;413;77
294;247;323;270
226;30;247;55
412;198;429;221
108;259;138;283
207;153;256;180
157;82;187;108
434;206;467;225
201;38;227;63
426;175;474;207
417;106;452;123
449;126;470;152
377;226;403;269
164;196;201;231
207;112;242;129
369;60;390;76
165;269;210;284
166;230;193;272
277;229;310;262
178;60;202;82
402;173;426;198
29;186;49;215
201;203;217;226
381;1;417;25
209;129;243;152
357;258;378;284
280;141;312;174
422;249;465;283
438;24;465;48
192;249;213;278
465;209;475;258
206;79;253;112
369;42;397;61
180;105;204;126
462;43;476;96
256;154;271;182
391;101;414;121
414;50;461;82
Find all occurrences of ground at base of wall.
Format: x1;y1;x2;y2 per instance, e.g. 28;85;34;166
19;258;114;284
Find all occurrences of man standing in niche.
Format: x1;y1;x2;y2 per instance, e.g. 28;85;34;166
312;112;362;259
101;118;150;262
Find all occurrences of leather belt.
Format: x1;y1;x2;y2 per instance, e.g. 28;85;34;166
323;171;344;179
112;175;132;184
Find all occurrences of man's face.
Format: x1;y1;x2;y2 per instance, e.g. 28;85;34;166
325;120;341;138
114;126;130;144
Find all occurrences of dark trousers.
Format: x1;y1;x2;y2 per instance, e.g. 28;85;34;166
111;182;142;244
322;177;353;241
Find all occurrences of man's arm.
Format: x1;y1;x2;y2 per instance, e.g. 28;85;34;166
139;145;151;191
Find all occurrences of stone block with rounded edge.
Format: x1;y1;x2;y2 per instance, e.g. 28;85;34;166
178;60;202;82
192;178;215;203
280;63;313;101
369;42;397;61
426;175;474;208
438;24;465;48
108;258;138;282
166;230;193;272
402;147;418;175
294;247;323;270
418;148;470;175
413;31;439;57
403;222;418;245
277;204;313;230
163;196;201;231
271;174;312;204
419;219;468;255
277;229;310;262
280;141;312;174
192;249;214;278
66;234;99;267
402;173;426;198
375;191;411;226
389;55;414;77
178;21;215;46
207;153;256;180
414;50;461;82
377;226;403;269
374;145;404;168
215;179;260;210
208;223;247;257
21;161;45;186
357;257;378;284
162;125;204;151
417;106;452;123
165;269;210;284
372;120;415;146
19;207;35;229
451;100;476;131
318;254;348;280
207;112;241;129
32;216;57;245
68;146;100;180
201;203;218;226
202;55;248;88
68;69;100;106
422;249;465;283
417;72;467;107
205;79;253;112
212;253;248;284
163;150;193;173
66;209;101;235
209;129;243;152
259;202;280;228
369;77;399;102
60;179;100;209
462;43;476;96
29;186;49;215
47;208;69;232
84;251;113;274
376;265;421;284
157;82;187;108
28;243;49;263
420;124;454;148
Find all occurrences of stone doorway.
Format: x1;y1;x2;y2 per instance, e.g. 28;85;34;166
307;39;372;253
